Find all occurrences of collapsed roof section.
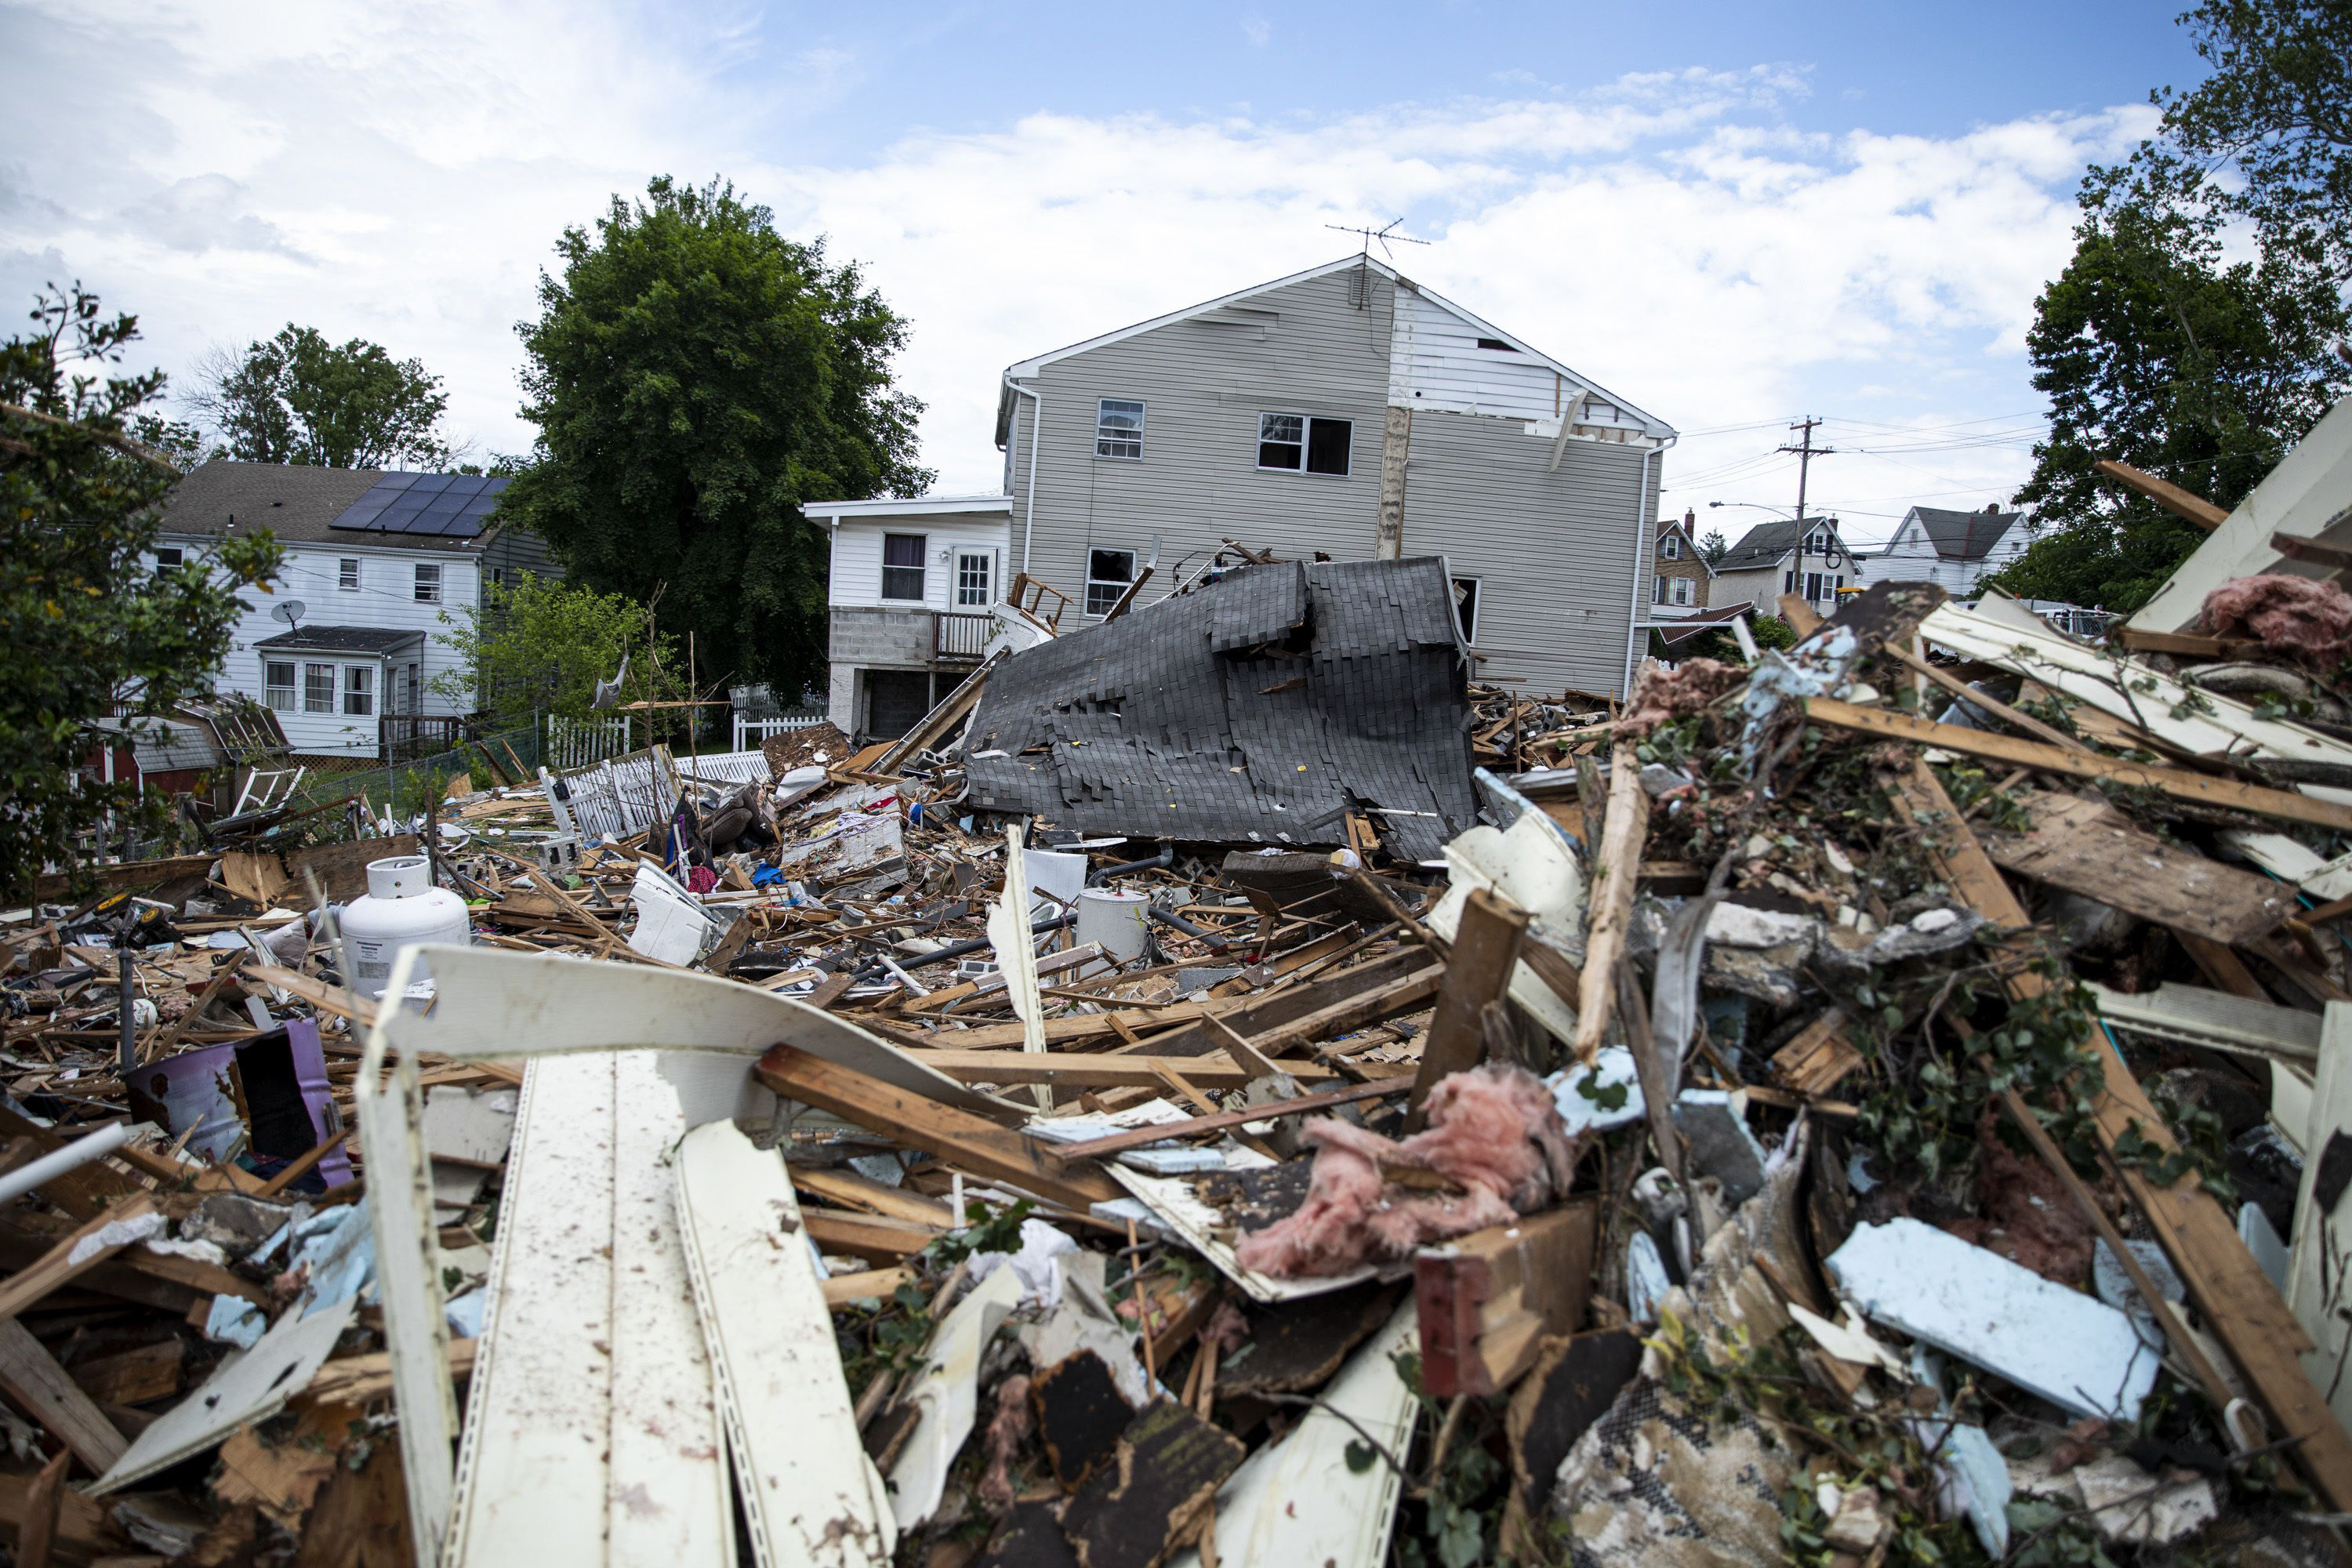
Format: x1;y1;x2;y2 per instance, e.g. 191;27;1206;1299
964;557;1480;861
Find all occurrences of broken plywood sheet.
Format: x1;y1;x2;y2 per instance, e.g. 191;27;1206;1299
1171;1300;1417;1568
1980;790;2295;945
777;809;906;881
444;1052;731;1566
674;1119;894;1566
1061;1399;1247;1568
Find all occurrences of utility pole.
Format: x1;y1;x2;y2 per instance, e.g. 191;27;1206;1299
1779;417;1835;527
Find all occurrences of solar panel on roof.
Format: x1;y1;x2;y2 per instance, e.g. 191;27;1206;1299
328;470;510;535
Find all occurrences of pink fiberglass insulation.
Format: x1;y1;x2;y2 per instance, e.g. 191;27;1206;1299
2202;574;2352;665
1233;1063;1579;1279
977;1373;1033;1512
1621;658;1748;737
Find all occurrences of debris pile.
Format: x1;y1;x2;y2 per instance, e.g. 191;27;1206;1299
9;548;2352;1565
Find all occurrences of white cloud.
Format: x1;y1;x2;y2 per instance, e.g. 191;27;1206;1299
0;2;2155;541
1240;15;1270;47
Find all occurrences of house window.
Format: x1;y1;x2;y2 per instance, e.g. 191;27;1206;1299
1474;338;1514;352
344;665;375;717
1095;399;1145;460
1451;578;1479;644
1783;568;1796;593
1806;572;1833;604
1653;575;1667;604
339;558;360;591
881;534;927;601
154;547;183;568
1258;412;1352;476
1669;577;1696;608
955;550;995;608
1659;534;1682;562
406;662;421;714
1085;548;1137;617
414;563;441;604
264;661;296;711
303;663;336;713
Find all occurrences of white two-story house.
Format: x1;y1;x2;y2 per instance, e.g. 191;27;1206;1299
1864;504;2027;598
807;254;1676;737
153;462;559;758
1708;517;1867;619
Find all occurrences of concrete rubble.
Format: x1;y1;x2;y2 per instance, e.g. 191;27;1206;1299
12;526;2352;1566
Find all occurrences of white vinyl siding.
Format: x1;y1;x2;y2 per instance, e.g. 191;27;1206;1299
825;514;1011;612
1451;576;1479;644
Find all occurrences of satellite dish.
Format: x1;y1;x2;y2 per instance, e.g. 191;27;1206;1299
272;600;307;627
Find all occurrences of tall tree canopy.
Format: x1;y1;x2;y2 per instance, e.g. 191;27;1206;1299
0;285;281;898
500;176;931;701
189;323;455;469
1991;0;2352;612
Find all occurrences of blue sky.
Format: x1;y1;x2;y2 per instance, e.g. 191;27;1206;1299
0;1;2201;546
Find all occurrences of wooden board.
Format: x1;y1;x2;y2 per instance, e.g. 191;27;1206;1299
898;1049;1348;1091
1415;1200;1598;1398
1980;790;2298;944
0;1319;127;1474
1807;696;2352;834
289;835;422;902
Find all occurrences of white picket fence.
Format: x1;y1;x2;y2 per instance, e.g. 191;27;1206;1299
731;713;824;752
546;714;632;770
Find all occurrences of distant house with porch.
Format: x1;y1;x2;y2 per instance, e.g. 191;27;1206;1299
152;462;559;759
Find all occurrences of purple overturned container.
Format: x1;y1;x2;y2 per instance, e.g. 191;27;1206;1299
127;1018;352;1192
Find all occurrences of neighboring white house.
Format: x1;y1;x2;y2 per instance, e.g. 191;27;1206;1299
808;255;1675;739
153;462;559;758
1866;504;2027;597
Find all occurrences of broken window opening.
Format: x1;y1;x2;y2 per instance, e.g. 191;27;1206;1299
1085;548;1137;618
1096;398;1145;460
1451;576;1480;644
1258;412;1352;477
881;533;927;601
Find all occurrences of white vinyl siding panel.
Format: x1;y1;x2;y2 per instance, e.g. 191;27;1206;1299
1387;286;1575;422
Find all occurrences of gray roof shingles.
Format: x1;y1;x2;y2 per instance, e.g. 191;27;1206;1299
156;461;491;554
1908;506;2023;561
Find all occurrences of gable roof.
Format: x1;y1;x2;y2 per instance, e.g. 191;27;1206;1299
1906;506;2024;561
1654;514;1715;575
998;254;1672;441
1716;517;1860;573
157;461;496;554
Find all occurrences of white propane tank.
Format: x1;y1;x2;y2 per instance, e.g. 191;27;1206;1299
342;856;471;1000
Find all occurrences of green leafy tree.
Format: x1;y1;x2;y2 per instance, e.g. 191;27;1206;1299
189;324;456;468
1;285;282;898
502;176;931;701
1698;528;1728;568
1991;0;2352;612
431;574;686;724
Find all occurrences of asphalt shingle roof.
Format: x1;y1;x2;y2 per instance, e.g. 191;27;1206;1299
254;625;426;655
1909;506;2023;561
1716;519;1805;572
157;461;492;554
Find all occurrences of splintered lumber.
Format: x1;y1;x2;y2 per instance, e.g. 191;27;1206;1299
1573;741;1650;1064
2095;458;2228;530
1416;1199;1598;1398
1047;1078;1411;1163
800;1210;946;1263
1980;790;2298;945
756;1045;1120;1211
2113;628;2267;660
1406;886;1528;1129
902;1048;1350;1091
1897;762;2352;1512
1770;1009;1862;1097
0;1453;124;1560
787;1166;957;1228
1806;696;2352;835
0;1319;127;1474
1886;645;2084;752
0;1193;162;1326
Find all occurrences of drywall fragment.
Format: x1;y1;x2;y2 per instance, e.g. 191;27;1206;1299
1548;1048;1644;1136
1826;1219;2160;1421
887;1266;1026;1531
1671;1091;1768;1207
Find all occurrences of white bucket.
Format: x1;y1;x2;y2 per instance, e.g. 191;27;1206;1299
1075;887;1151;966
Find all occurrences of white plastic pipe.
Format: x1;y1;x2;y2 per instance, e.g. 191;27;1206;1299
0;1120;131;1206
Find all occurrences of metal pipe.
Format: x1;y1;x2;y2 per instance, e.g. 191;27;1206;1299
0;1121;130;1207
1086;844;1174;887
1146;904;1232;949
893;911;1073;972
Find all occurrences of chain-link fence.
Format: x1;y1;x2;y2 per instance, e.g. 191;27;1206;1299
285;718;545;829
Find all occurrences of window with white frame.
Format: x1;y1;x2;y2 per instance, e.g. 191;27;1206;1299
1669;577;1695;607
264;661;296;711
955;550;994;608
881;534;927;601
339;558;360;591
303;663;336;713
1085;547;1137;617
1451;577;1480;644
1658;533;1682;561
1653;575;1667;604
414;563;441;603
154;547;183;568
1806;571;1832;603
1258;412;1352;476
1095;399;1145;459
344;665;375;717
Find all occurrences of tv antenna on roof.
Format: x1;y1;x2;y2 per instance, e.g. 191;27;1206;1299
1324;219;1430;310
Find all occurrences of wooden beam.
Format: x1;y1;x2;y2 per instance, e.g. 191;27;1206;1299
754;1046;1119;1211
0;1194;162;1326
1806;696;2352;835
787;1165;957;1229
800;1210;946;1264
2095;458;2227;531
1882;644;2085;752
1896;763;2352;1512
1409;887;1527;1128
1047;1077;1411;1163
2270;530;2352;573
0;1320;126;1474
1572;741;1650;1064
901;1048;1351;1091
